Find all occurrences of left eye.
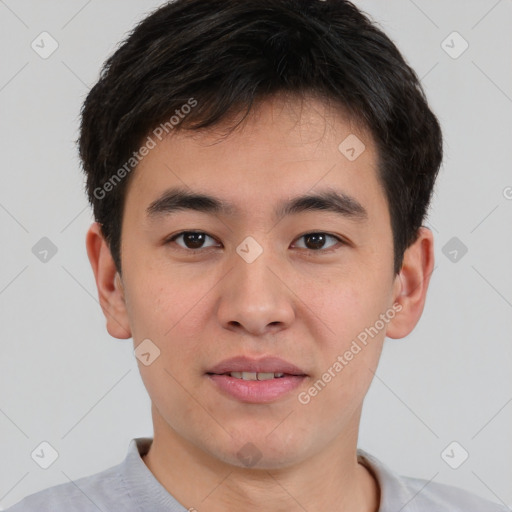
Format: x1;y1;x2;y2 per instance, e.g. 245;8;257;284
166;231;343;251
292;232;342;251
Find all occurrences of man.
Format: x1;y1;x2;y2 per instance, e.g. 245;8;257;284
6;0;507;510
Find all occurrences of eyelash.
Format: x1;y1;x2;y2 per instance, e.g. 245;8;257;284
165;231;346;254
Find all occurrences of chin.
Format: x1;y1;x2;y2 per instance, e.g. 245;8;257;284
211;428;311;470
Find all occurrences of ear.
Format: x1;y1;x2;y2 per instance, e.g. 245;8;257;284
386;226;435;339
86;222;132;339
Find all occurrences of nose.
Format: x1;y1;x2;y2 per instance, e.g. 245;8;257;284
216;247;295;337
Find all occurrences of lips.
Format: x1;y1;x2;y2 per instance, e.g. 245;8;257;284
206;356;308;403
206;356;307;377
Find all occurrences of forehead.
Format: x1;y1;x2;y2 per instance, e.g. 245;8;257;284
127;95;388;226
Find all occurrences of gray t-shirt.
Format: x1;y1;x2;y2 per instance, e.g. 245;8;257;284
5;437;508;511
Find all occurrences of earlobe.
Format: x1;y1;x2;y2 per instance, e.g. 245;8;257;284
86;222;132;339
385;227;435;340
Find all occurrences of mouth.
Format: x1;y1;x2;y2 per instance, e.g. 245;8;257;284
206;355;307;377
214;371;287;380
206;356;308;403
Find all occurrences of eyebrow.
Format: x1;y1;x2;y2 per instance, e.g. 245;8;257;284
146;186;368;223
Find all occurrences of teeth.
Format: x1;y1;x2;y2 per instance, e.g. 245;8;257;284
228;372;286;380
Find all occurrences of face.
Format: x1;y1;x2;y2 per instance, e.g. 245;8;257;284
88;95;433;470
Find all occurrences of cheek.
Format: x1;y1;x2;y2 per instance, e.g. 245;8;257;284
124;269;200;338
125;274;211;384
310;275;387;341
307;276;389;390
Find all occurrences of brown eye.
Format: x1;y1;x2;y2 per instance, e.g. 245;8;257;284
168;231;218;250
293;232;342;251
166;231;344;253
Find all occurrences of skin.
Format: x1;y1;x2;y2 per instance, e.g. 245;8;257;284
86;94;434;512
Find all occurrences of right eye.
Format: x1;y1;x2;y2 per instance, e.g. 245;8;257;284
166;231;221;251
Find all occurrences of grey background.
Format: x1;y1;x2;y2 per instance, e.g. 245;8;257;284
0;0;511;509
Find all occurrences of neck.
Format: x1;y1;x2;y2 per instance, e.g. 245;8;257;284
142;410;380;512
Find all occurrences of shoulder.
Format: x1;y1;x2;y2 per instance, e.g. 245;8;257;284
4;464;130;512
398;474;508;511
357;449;508;512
